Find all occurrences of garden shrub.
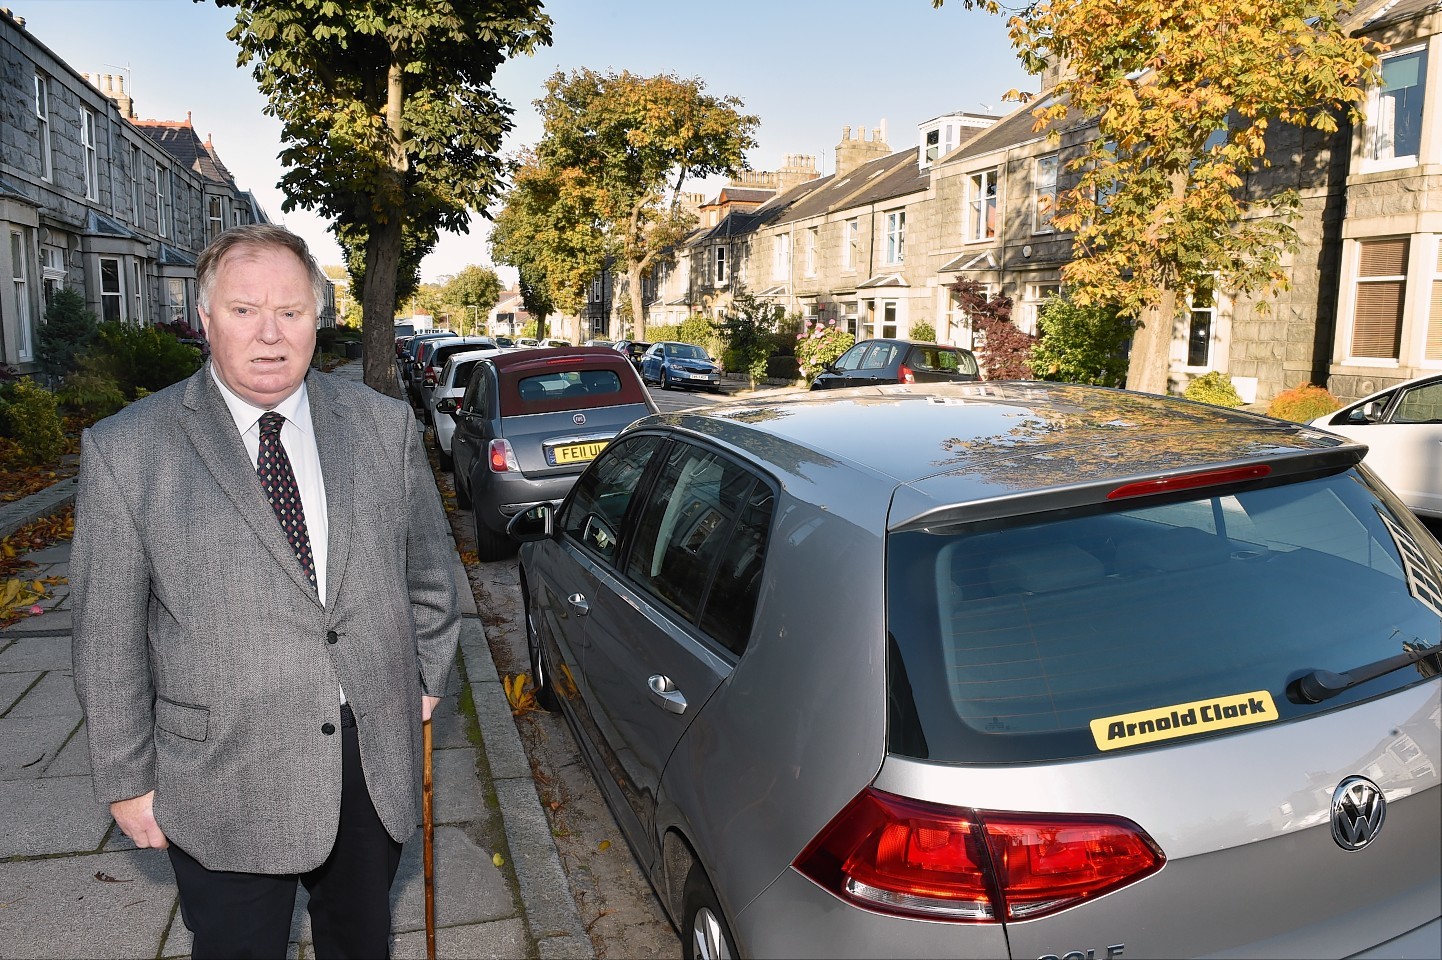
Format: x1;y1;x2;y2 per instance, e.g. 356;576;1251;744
36;288;100;380
1028;297;1133;387
0;377;66;466
1266;383;1341;422
81;322;203;399
795;320;855;383
1183;371;1245;408
909;320;936;343
56;372;127;421
714;293;776;384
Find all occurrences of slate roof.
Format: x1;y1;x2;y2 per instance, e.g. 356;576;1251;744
132;115;238;187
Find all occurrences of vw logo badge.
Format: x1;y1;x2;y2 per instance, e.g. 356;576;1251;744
572;413;586;425
1331;776;1386;851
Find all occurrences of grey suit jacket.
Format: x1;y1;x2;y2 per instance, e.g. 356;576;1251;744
71;365;460;874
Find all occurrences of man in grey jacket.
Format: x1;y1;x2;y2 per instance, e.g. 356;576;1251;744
71;224;460;958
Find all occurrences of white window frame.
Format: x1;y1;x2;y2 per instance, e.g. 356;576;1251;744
208;197;224;241
1185;283;1217;369
34;74;53;182
773;231;791;280
1363;45;1428;172
132;260;145;323
82;109;98;201
155;161;171;239
714;245;728;285
966;168;998;243
1021;281;1062;337
885;210;906;265
1429;237;1442;365
11;231;34;361
805;227;818;277
842;218;859;272
130;144;144;224
1033;154;1059;234
1347;237;1409;364
40;246;65;310
99;256;125;323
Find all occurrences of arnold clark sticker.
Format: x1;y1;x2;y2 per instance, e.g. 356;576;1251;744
1091;691;1278;751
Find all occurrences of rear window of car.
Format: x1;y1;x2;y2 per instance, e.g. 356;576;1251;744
907;345;979;376
886;470;1442;762
500;363;646;415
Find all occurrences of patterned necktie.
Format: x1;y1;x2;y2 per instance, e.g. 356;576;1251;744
256;411;317;589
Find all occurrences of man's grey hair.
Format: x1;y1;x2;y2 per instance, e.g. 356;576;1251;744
196;224;329;316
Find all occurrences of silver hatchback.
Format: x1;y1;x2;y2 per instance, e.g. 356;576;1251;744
510;381;1441;959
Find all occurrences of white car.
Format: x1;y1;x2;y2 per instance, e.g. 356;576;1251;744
1311;371;1442;518
430;346;505;470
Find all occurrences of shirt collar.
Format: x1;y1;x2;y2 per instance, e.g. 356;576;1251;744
209;364;315;439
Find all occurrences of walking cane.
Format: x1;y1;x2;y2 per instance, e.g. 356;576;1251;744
423;716;437;960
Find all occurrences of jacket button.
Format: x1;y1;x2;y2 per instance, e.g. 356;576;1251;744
322;722;336;735
326;630;338;644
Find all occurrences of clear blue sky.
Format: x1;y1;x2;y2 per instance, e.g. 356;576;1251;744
15;0;1034;285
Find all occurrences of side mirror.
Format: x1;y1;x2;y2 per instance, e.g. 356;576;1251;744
508;503;555;542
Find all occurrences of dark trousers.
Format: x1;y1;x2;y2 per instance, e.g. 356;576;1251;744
167;706;403;959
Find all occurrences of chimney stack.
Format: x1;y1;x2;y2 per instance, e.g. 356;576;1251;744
834;122;892;178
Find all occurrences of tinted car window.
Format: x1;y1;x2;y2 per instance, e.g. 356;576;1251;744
562;434;664;561
834;343;868;371
697;484;775;656
887;471;1442;763
1394;381;1442;422
862;342;900;369
625;443;772;651
907;345;979;376
450;359;482;390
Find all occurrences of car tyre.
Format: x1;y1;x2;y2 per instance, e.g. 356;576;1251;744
661;368;673;391
474;509;516;562
523;580;559;712
682;863;736;960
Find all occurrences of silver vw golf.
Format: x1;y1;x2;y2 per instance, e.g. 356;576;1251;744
509;381;1441;959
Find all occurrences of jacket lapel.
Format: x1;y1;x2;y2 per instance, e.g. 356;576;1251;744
179;367;324;606
307;373;356;609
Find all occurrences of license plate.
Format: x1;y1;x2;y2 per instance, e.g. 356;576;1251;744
552;441;606;465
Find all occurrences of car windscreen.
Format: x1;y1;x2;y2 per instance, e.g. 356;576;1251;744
886;470;1442;762
671;344;709;360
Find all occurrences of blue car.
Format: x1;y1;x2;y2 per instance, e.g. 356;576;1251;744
640;341;722;393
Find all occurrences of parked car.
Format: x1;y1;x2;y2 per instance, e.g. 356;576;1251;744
541;337;572;347
514;337;541;348
418;337;500;414
810;338;981;389
613;339;651;369
640;341;722;393
399;331;455;400
451;347;658;561
509;380;1441;959
1310;370;1442;519
584;338;614;348
430;346;504;470
494;336;516;348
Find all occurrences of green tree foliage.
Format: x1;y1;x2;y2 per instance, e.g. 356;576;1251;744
35;288;100;380
443;265;503;335
492;70;758;341
932;0;1378;394
216;0;552;396
1028;296;1133;387
909;320;937;343
715;293;776;386
80;323;202;400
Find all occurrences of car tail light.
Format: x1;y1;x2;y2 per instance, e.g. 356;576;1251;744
794;788;1164;923
487;439;519;473
898;364;916;384
424;365;440;385
1106;464;1271;500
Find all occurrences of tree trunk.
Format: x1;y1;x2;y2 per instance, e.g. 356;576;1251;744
1124;289;1178;395
629;261;647;343
361;215;403;397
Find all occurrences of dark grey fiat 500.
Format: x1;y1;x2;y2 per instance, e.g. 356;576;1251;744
510;381;1440;960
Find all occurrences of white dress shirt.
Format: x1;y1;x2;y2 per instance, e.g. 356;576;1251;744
209;368;330;606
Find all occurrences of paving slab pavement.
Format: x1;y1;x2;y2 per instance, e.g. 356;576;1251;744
0;358;592;959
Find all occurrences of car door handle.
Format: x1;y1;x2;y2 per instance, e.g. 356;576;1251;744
647;675;688;715
567;593;590;616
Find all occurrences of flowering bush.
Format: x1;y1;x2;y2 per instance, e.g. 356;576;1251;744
795;320;854;384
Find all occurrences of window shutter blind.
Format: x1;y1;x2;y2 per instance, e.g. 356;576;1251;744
1430;245;1442;361
1351;239;1408;358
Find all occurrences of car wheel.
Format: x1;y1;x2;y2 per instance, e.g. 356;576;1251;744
682;863;736;960
474;510;517;562
453;463;473;509
661;368;672;390
522;580;559;712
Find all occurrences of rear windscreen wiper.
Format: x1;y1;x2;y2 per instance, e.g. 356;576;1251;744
1290;642;1441;704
